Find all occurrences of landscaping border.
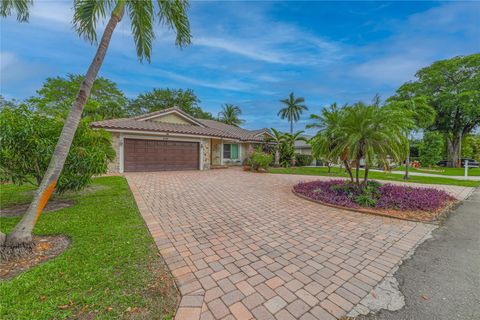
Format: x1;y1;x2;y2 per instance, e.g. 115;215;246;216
291;188;456;224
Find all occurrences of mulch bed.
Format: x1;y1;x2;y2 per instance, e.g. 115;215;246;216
0;235;70;280
0;200;74;218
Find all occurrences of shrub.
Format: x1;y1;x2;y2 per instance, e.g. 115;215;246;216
293;180;454;212
295;153;314;166
249;150;273;171
418;131;444;167
0;106;115;193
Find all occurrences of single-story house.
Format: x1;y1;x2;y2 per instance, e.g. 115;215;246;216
91;106;271;173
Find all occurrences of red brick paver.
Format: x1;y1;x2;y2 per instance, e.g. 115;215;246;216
126;169;472;320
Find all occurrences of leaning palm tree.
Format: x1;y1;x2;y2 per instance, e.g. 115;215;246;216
0;0;191;257
218;104;244;126
266;128;285;166
278;92;308;134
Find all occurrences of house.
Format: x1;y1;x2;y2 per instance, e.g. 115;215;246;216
294;135;317;166
91;106;270;173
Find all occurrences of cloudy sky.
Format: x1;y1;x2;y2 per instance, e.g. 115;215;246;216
1;1;479;133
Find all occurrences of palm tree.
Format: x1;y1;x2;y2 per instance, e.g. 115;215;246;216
0;0;191;256
308;103;354;179
333;102;412;184
282;131;308;166
266;128;285;167
218;104;244;126
278;92;308;134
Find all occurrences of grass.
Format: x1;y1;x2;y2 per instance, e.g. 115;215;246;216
268;167;480;187
393;165;480;176
0;177;178;320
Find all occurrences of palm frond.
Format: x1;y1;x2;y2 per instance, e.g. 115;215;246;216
127;0;155;62
73;0;113;43
0;0;32;22
157;0;191;48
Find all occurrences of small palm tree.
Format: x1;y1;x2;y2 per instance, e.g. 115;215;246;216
308;103;353;179
0;0;191;256
278;92;308;134
218;104;244;126
282;131;308;166
333;102;412;184
266;128;285;166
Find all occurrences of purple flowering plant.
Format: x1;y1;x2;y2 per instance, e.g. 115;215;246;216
293;180;454;212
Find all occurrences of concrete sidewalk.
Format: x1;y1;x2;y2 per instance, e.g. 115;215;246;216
363;188;480;320
371;169;480;181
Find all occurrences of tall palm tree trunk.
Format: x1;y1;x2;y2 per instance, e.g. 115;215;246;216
1;5;125;255
290;119;293;134
342;160;354;182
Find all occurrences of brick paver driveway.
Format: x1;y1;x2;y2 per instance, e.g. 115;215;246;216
126;169;473;320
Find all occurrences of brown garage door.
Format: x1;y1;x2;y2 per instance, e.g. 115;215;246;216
124;139;199;172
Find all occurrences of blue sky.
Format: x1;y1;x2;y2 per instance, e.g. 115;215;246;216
1;1;479;133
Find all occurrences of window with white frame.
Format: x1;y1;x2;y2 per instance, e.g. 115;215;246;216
223;144;239;160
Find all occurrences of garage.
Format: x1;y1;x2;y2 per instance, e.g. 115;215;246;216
124;139;199;172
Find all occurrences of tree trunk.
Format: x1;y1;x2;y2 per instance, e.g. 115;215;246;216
363;163;369;184
447;134;462;168
343;160;354;182
290;120;293;134
355;159;360;184
1;6;125;257
275;149;280;167
404;148;410;179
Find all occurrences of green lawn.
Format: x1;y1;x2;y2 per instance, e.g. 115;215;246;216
0;177;178;320
268;167;480;187
392;165;480;176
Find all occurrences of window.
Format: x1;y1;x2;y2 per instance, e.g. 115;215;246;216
223;144;239;159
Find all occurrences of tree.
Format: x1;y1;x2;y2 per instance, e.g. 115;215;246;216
308;103;353;178
218;104;244;126
418;131;445;167
127;88;213;119
282;131;308;166
27;74;127;121
278;92;308;134
462;134;480;161
0;106;115;192
0;0;191;256
265;128;284;167
309;101;412;184
0;95;17;110
393;54;480;167
387;96;435;179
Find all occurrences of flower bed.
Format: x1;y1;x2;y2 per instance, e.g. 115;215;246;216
293;180;456;222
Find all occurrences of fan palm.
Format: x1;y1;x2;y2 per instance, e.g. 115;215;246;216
0;0;191;256
278;92;308;134
218;104;244;126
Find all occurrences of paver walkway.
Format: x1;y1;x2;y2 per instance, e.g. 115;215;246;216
125;169;473;320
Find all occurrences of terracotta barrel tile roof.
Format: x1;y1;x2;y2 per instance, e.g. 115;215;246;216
91;107;270;142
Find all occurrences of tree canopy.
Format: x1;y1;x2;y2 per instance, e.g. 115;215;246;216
127;88;213;119
0;106;115;193
218;104;244;126
26;74;128;121
392;54;480;166
278;92;308;134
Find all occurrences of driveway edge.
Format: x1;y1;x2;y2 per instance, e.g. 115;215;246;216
126;176;204;320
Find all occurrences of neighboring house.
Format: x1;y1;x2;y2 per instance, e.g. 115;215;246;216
91;107;270;173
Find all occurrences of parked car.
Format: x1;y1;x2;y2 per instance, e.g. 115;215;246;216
437;159;479;168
